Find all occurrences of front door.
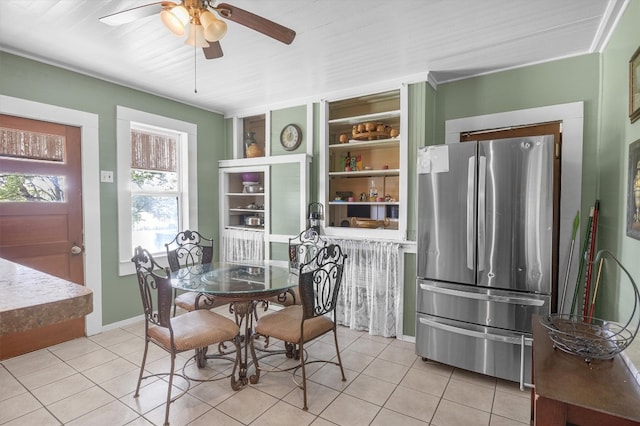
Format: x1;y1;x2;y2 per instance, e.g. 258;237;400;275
0;114;85;356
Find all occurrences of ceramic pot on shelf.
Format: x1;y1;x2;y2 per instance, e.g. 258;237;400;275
244;131;262;158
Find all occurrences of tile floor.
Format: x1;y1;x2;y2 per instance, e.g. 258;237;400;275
0;307;531;426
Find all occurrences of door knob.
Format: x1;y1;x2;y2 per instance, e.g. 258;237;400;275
70;245;83;255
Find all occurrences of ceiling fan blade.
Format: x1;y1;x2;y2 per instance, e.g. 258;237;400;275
99;1;173;26
214;3;296;45
203;41;224;59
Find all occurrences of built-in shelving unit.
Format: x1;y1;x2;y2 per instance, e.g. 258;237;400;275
320;89;407;239
219;166;268;231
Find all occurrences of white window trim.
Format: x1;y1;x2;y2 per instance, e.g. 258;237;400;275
117;106;198;276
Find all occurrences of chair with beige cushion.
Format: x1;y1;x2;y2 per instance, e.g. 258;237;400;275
249;243;347;410
131;246;241;426
165;230;226;315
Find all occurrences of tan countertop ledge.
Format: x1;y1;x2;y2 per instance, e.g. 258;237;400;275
0;257;93;335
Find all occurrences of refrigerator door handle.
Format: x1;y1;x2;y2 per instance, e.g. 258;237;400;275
477;156;486;271
419;282;546;306
466;157;475;270
418;316;533;346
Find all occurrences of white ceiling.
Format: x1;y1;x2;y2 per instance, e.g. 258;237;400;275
0;0;627;116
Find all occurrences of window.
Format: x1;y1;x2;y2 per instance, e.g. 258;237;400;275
117;106;198;276
1;124;67;203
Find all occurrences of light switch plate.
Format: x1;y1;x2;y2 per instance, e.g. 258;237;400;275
100;170;114;183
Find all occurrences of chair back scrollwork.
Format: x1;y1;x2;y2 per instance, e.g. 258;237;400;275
288;228;326;274
131;246;173;329
165;230;214;273
298;244;347;320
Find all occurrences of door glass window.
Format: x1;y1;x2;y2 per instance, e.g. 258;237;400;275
0;174;65;202
1;127;67;202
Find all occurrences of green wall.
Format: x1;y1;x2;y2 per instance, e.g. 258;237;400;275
3;2;638;335
0;52;225;325
597;1;640;323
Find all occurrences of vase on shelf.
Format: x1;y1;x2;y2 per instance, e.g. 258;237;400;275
244;131;262;158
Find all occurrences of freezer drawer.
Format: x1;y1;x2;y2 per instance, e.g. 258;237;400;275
416;313;532;384
417;280;550;333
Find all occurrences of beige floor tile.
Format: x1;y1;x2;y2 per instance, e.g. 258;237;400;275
491;390;530;424
0;366;27;401
1;407;61;426
320;393;380;426
188;407;243;425
362;358;410;385
281;379;340;415
101;369;155;399
65;347;120;372
121;343;167;367
31;373;94;405
390;337;415;351
1;349;62;378
121;378;177;415
89;327;138;348
251;369;299;398
411;358;454;378
370;407;428;426
188;378;238;406
252;399;317;425
145;392;213;426
0;392;42;424
308;363;354;391
106;335;147;357
360;333;395;345
310;417;338;426
0;323;540;426
399;367;449;398
122;415;154;425
377;344;419;366
443;378;495;412
216;386;278;424
343;373;396;405
82;356;139;384
47;385;115;423
306;339;341;360
495;379;529;399
66;400;140;426
18;361;77;390
48;337;102;361
489;413;530;426
384;385;439;423
451;368;497;389
347;337;389;357
431;398;491;426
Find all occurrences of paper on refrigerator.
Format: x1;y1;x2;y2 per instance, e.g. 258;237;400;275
417;145;449;174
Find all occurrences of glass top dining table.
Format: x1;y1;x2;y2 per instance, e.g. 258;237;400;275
169;259;297;389
170;260;297;298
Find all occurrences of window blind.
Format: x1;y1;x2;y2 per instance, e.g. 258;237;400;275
131;129;176;172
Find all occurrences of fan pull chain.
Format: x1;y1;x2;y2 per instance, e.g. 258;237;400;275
193;45;198;94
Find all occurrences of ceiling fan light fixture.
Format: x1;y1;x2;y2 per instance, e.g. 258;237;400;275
185;23;210;47
199;10;228;42
160;5;189;36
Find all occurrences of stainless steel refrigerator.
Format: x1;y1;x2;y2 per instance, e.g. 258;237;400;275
415;135;556;386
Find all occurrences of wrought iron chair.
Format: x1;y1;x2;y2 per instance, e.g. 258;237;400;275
268;228;327;307
165;230;225;315
249;244;347;411
131;246;241;426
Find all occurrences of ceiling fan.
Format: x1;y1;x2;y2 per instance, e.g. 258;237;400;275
99;0;296;59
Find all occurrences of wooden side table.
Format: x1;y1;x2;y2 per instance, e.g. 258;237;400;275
531;315;640;426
